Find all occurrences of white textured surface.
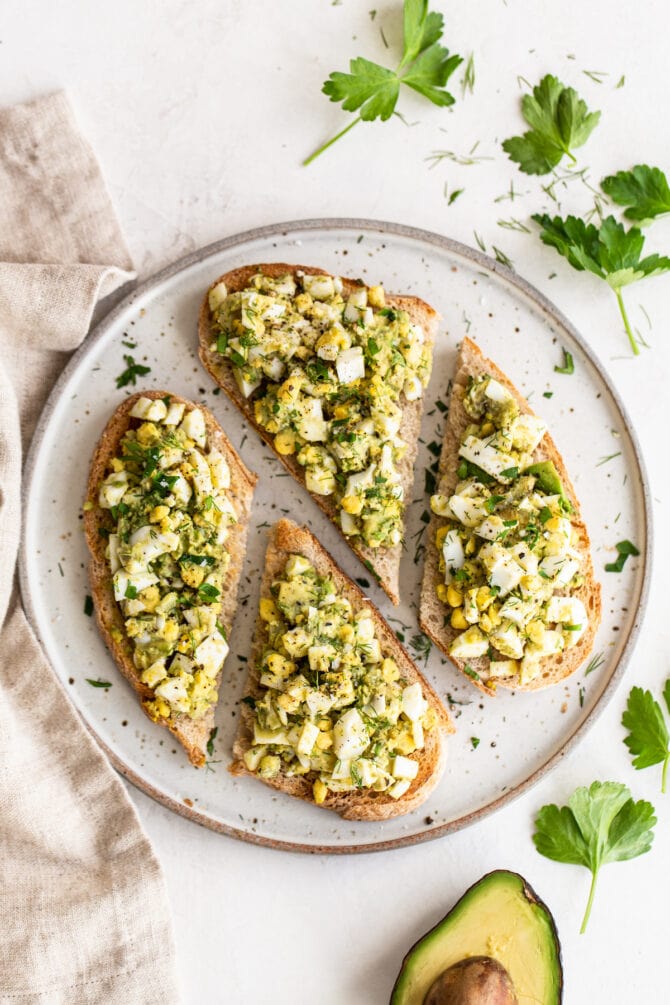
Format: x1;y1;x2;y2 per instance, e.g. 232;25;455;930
5;0;670;1001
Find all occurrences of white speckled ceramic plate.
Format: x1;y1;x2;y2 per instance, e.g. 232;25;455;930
20;220;651;853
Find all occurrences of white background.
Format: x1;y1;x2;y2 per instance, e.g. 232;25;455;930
4;1;670;1001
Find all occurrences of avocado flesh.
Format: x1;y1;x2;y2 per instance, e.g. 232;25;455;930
390;871;562;1005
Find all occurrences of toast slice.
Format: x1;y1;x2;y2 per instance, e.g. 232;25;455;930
231;519;454;820
420;338;601;695
84;390;256;765
198;263;439;605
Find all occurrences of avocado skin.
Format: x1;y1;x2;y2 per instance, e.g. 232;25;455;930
389;870;563;1005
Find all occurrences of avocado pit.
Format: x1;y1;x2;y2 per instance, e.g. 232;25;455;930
424;956;518;1005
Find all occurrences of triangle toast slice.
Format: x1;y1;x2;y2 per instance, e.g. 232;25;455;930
231;519;454;820
198;263;439;604
420;338;601;696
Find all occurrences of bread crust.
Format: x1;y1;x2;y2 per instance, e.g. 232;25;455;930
231;519;454;820
83;390;257;765
198;263;439;605
419;337;601;695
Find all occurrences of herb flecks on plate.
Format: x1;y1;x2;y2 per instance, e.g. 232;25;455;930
304;0;462;165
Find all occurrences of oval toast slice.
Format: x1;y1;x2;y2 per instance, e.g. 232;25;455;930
84;390;256;765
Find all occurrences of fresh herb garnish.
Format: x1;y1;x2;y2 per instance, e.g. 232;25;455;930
83;595;94;617
241;695;256;708
584;651;605;676
470;736;480;749
543;391;554;399
605;539;640;572
305;0;462;165
124;583;138;599
181;554;215;567
207;726;218;758
532;213;670;355
601;165;670;224
86;678;112;688
115;355;151;389
622;683;670;793
485;494;505;513
463;665;481;682
533;780;656;932
554;348;574;375
198;583;221;602
502;74;600;175
500;466;519;479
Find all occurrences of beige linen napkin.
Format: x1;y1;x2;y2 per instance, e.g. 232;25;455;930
0;92;180;1004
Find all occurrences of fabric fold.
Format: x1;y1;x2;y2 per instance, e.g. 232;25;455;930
0;91;179;1004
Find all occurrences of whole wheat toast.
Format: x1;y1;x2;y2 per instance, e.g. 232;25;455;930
83;390;257;765
198;263;439;605
419;338;601;696
231;519;454;820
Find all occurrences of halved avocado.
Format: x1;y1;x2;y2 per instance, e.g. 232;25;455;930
390;870;562;1005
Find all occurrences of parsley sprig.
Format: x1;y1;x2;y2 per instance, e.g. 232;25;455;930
532;213;670;355
601;165;670;224
534;781;656;932
502;74;600;176
304;0;462;165
622;683;670;793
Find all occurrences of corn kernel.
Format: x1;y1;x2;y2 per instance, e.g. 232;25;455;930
450;608;468;630
435;525;449;549
277;375;303;404
436;583;449;603
367;284;386;308
150;504;170;523
446;585;463;608
476;586;495;610
259;597;280;623
341;494;363;515
274;429;296;455
313;779;328;804
266;652;295;677
382;657;400;682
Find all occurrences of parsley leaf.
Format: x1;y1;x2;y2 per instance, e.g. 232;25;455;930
532;213;670;355
115;355;151;389
534;781;656;932
554;348;574;375
622;685;670;792
601;165;670;224
502;74;600;175
305;0;461;164
86;678;112;688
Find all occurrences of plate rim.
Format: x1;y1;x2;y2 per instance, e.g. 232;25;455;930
19;216;654;854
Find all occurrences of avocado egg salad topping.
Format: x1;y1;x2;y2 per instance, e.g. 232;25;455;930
243;554;436;803
96;397;235;721
208;271;431;549
430;375;588;687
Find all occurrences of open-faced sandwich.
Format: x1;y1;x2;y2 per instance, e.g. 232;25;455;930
231;519;453;819
84;391;256;765
420;338;601;695
198;264;439;604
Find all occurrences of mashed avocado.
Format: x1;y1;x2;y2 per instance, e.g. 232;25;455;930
97;396;235;721
243;554;436;802
429;375;588;686
208;271;432;550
